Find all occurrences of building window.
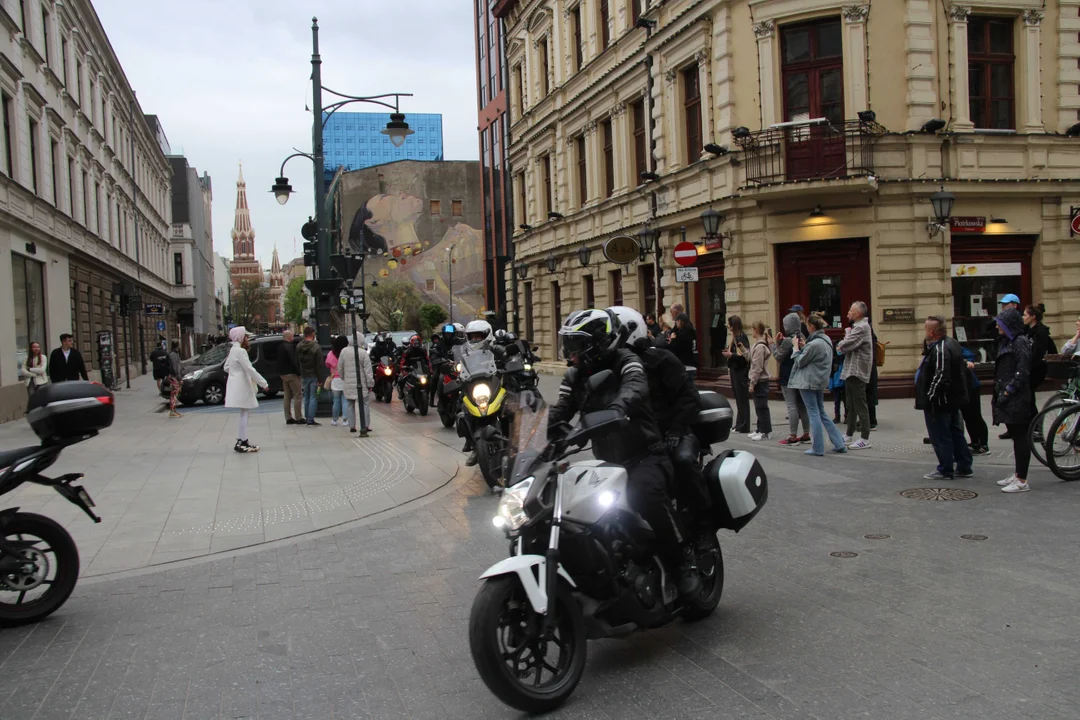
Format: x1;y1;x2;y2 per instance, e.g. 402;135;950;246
27;118;41;194
430;199;441;215
13;253;46;371
92;180;99;233
551;281;562;351
781;18;844;125
542;154;553;215
600;0;611;50
60;36;67;85
41;7;51;67
584;274;595;308
67;157;74;217
452;199;463;216
515;64;525;116
639;264;656;316
630;0;641;27
81;171;88;225
426;278;435;292
174;253;183;284
632;99;647;184
74;58;82;106
2;92;12;178
571;6;583;72
968;16;1015;130
539;37;550;96
601;118;614;198
609;269;623;306
517;171;527;225
524;282;534;341
576;135;588;206
18;0;27;33
683;65;702;166
50;139;59;205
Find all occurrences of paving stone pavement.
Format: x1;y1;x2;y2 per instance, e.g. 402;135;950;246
1;376;1078;718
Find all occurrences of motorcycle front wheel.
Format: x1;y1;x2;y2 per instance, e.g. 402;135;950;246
469;576;587;714
418;390;429;417
476;440;503;489
439;400;455;428
0;512;80;626
682;534;724;622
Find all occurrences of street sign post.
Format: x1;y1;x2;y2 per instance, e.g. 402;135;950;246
675;267;699;282
674;232;697;314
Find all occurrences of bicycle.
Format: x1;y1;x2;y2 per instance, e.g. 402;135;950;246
1038;360;1080;480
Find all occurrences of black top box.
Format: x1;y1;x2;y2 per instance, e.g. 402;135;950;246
693;390;734;446
26;381;115;445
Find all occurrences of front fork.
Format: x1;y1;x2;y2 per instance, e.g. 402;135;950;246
542;472;565;636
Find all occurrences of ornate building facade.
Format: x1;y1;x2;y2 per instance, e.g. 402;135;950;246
228;164;262;291
492;0;1080;393
267;245;284;324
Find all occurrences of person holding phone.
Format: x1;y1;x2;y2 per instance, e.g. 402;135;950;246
722;315;751;433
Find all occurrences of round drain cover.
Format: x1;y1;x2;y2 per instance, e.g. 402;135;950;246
830;551;858;558
899;487;978;501
863;534;891;540
960;534;988;541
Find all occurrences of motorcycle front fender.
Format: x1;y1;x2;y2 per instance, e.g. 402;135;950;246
479;554;576;615
477;423;502;442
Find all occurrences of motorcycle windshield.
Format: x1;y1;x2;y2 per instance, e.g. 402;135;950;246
460;350;498;381
506;390;549;486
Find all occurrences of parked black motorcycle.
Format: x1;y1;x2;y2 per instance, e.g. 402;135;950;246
400;358;431;416
1;381;113;626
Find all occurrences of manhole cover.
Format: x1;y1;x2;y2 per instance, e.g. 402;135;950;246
960;534;988;541
863;534;891;540
830;551;858;558
899;487;978;501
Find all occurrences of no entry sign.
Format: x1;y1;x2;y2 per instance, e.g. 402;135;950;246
673;241;698;267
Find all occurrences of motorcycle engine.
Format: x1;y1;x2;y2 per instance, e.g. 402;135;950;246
624;560;662;611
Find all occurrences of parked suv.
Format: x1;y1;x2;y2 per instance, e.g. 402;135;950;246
162;335;287;406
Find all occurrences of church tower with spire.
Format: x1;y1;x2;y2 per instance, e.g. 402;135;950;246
229;162;264;291
268;244;285;324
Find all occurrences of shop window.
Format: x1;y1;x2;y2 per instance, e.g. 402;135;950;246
576;135;587;206
584;275;595;308
609;269;623;307
696;270;728;371
968;17;1014;130
13;253;46;372
950;236;1034;362
632;99;647;183
602;118;614;198
682;65;701;166
781;17;845;180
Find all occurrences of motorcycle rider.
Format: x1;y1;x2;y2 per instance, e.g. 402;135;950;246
396;334;433;399
607;306;710;510
548;308;702;598
430;323;465;404
372;331;397;366
458;319;498;466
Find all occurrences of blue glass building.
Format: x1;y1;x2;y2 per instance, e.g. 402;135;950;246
323;112;443;182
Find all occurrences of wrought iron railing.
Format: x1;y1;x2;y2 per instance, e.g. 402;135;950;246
732;117;885;185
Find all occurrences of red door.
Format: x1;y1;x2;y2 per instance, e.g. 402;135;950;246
776;239;871;343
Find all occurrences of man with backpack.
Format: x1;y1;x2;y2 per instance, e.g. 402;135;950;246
150;340;169;392
166;341;183;418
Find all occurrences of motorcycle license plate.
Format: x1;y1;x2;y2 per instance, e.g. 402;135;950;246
77;487;96;507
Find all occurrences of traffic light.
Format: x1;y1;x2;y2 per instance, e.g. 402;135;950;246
303;240;317;267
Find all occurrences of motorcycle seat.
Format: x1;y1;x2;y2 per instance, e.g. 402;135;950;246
0;446;43;470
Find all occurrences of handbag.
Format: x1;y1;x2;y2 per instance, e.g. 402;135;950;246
829;362;845;391
323;375;333;391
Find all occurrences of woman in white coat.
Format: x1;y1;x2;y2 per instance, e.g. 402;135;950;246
224;326;268;453
337;332;374;435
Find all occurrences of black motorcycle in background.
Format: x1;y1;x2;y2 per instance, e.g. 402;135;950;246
373;355;396;403
1;381;113;626
400;358;431;416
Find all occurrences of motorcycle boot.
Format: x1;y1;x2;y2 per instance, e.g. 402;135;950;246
626;454;700;598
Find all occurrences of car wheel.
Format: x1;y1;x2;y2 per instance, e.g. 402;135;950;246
203;381;225;406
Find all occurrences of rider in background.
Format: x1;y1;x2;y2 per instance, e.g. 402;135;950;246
396;334;432;399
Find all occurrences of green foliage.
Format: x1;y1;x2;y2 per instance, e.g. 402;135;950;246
418;304;449;337
231;281;272;328
369;280;422;332
283;277;307;326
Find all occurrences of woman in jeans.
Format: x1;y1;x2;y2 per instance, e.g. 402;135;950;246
992;308;1034;493
326;335;349;426
722;315;751;433
789;314;848;456
772;312;810;445
748;321;773;440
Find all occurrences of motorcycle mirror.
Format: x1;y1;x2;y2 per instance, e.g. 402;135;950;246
532;346;539;353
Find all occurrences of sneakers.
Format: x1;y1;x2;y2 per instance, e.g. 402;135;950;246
677;547;703;598
777;435;800;446
842;435;854;444
1001;478;1030;493
997;473;1018;487
331;419;338;426
749;432;772;441
924;470;953;480
970;445;990;456
233;439;259;453
168;410;182;418
848;439;872;450
465;451;479;467
798;434;811;444
955;469;974;478
286;418;298;425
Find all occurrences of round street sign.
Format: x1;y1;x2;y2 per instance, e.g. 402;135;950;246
603;235;641;265
1072;212;1080;236
674;241;698;267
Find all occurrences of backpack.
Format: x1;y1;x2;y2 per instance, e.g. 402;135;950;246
152;353;170;380
874;339;889;367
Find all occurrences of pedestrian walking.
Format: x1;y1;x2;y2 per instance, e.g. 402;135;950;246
1023;304;1055;422
992;308;1034;493
326;335;348;426
23;341;49;398
224;327;268;453
47;334;88;383
167;341;183;418
338;334;374;435
789;314;848;456
960;347;989;455
773;313;810;445
748;321;773;441
277;330;303;425
297;327;323;426
836;301;874;449
722;316;751;433
915;317;972;480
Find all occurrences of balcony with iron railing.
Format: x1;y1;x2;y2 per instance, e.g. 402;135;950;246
732;115;886;187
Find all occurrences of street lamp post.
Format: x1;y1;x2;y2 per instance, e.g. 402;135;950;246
446;245;455;324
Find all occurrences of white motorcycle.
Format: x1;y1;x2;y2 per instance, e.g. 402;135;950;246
468;373;767;713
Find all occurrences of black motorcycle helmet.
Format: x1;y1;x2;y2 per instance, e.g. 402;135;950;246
558;309;621;370
441;323;457;345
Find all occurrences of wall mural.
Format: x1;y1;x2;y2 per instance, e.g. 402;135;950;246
346;192;484;320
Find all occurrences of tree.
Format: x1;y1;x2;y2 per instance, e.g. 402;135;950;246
283;277;307;326
369;280;422;332
419;304;448;338
230;280;272;328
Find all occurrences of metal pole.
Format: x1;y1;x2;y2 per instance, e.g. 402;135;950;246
447;246;454;324
349;295;368;437
122;310;131;389
681;226;689;312
311;18;332;352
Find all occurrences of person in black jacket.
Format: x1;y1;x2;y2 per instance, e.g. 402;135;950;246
1023;304;1056;423
993;308;1034;493
722;315;751;433
915;316;972;480
549;308;700;598
48;334;88;383
276;330;303;425
668;313;699;381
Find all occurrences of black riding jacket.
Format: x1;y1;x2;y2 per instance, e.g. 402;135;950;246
636;345;701;439
372;341;397;364
548;349;664;465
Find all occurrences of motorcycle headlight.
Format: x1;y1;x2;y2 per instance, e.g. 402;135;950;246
455;362;463;373
472;382;491;404
523;363;532;371
383;368;392;376
419;375;428;385
494;476;533;531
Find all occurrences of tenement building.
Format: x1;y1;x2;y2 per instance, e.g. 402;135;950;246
0;0;173;419
493;0;1080;392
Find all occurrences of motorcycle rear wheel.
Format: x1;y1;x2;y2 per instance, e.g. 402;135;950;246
682;534;724;622
469;576;587;714
0;513;79;627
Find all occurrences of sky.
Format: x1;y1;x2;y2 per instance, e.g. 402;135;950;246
93;0;479;270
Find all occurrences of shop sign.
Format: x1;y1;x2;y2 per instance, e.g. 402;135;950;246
950;262;1022;277
949;216;986;233
882;307;915;323
1071;207;1080;236
602;235;640;265
144;302;164;315
703;236;724;252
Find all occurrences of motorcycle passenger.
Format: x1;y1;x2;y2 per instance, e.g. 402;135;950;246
607;306;710;511
548;308;701;598
397;334;432;399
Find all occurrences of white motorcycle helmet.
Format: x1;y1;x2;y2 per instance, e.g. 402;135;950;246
465;319;494;352
607;306;649;351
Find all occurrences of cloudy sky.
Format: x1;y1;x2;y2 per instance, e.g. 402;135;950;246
93;0;479;269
